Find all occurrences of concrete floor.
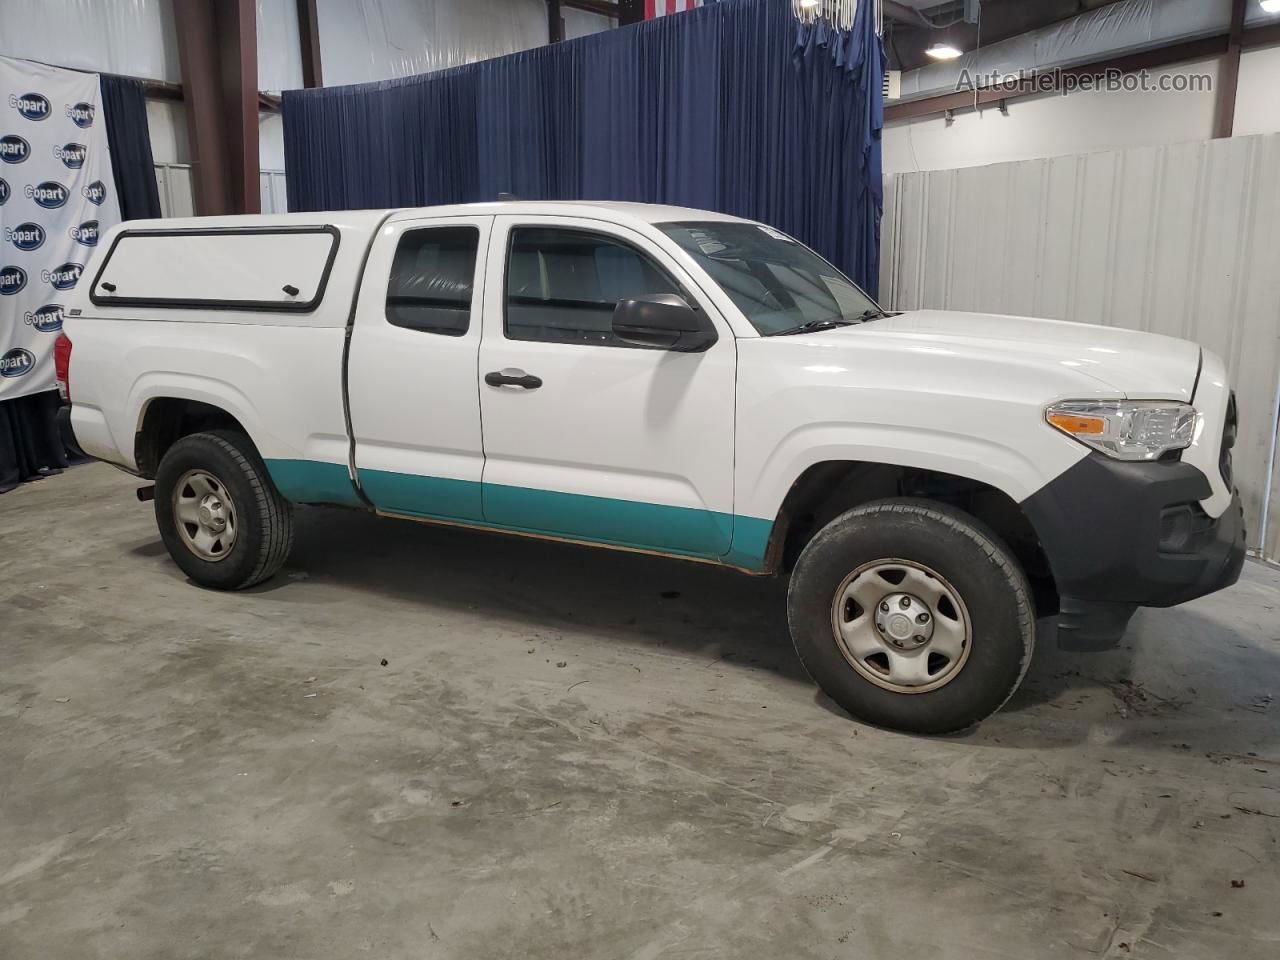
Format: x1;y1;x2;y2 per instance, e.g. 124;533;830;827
2;462;1279;959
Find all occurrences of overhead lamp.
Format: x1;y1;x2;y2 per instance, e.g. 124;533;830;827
1262;0;1280;13
926;42;964;61
799;0;820;8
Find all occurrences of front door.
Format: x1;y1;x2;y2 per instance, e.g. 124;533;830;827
348;215;491;521
476;216;737;558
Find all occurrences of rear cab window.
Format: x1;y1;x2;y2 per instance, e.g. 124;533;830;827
385;226;479;336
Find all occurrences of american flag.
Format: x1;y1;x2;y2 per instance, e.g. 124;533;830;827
645;0;710;16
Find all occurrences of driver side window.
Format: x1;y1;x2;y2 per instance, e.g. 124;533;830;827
504;227;683;347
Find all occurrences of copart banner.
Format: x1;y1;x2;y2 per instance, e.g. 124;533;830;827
0;55;121;400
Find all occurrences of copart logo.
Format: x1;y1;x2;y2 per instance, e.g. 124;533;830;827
26;180;68;209
25;303;64;333
9;92;50;121
0;135;30;164
82;180;106;205
0;348;36;379
5;222;45;252
0;177;9;205
70;220;99;246
0;265;27;295
66;101;95;128
42;262;83;290
54;142;87;168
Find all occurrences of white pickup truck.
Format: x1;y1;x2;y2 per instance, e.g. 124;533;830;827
59;202;1245;733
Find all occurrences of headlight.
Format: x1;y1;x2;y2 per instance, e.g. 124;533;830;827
1046;400;1196;461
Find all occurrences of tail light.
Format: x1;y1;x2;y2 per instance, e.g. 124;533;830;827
53;333;72;403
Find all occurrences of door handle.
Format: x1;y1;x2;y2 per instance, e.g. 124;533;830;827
485;370;543;390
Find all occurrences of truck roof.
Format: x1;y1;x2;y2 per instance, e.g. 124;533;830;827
119;201;754;234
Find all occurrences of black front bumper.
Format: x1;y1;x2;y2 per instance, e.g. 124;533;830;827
1022;454;1246;609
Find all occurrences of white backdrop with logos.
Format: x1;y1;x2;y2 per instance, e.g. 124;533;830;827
0;55;121;401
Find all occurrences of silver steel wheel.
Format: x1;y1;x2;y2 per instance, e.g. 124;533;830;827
172;469;238;562
830;558;972;694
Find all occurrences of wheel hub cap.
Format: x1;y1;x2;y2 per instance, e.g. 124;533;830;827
197;495;227;531
875;593;933;648
173;469;238;562
830;559;972;694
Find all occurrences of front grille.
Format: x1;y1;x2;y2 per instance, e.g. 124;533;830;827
1220;392;1237;489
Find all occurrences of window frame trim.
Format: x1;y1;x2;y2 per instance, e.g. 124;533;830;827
383;222;484;337
500;223;709;351
89;225;341;313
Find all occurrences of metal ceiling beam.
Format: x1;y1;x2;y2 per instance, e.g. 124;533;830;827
617;0;644;25
549;0;564;42
884;21;1280;123
883;1;965;30
563;0;619;17
296;0;324;88
1214;0;1247;139
1243;21;1280;49
173;0;260;215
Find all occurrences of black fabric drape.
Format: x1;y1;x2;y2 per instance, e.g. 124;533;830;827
100;73;162;221
282;0;884;295
0;72;157;493
0;391;70;494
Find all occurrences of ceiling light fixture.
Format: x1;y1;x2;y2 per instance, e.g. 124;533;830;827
1261;0;1280;13
926;42;964;61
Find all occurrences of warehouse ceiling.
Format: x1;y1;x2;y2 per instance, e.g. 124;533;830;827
884;0;1130;71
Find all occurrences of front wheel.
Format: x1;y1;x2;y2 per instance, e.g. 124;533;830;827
787;499;1035;734
154;430;294;590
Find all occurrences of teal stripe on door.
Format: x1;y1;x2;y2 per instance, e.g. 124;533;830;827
263;459;364;507
483;481;734;557
263;459;773;570
359;470;484;522
722;515;773;570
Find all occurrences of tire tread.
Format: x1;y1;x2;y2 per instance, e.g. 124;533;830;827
158;430;293;590
788;497;1036;733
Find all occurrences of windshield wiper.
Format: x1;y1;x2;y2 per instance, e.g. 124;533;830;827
771;309;885;337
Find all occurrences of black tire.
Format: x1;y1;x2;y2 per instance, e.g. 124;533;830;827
787;498;1035;735
154;430;294;590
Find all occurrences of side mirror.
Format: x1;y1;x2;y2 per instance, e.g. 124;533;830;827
612;294;717;353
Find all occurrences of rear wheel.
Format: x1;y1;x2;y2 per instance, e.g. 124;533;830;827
154;430;294;590
787;499;1035;734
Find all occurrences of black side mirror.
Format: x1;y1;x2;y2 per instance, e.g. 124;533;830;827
612;294;717;353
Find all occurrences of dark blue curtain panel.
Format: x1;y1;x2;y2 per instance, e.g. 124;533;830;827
282;0;884;295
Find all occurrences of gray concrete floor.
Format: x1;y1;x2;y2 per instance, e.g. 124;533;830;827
2;463;1279;959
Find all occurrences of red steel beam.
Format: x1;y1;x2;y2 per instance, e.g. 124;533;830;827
174;0;229;215
173;0;260;215
1214;0;1247;139
296;0;324;88
226;0;260;214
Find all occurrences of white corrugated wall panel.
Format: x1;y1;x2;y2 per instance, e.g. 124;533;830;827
881;134;1280;562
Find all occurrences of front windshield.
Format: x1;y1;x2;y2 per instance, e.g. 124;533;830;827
658;221;880;336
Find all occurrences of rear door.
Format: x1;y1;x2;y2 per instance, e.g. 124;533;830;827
347;215;490;520
476;215;737;558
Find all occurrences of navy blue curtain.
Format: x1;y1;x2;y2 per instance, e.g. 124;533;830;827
100;74;162;221
283;0;883;295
